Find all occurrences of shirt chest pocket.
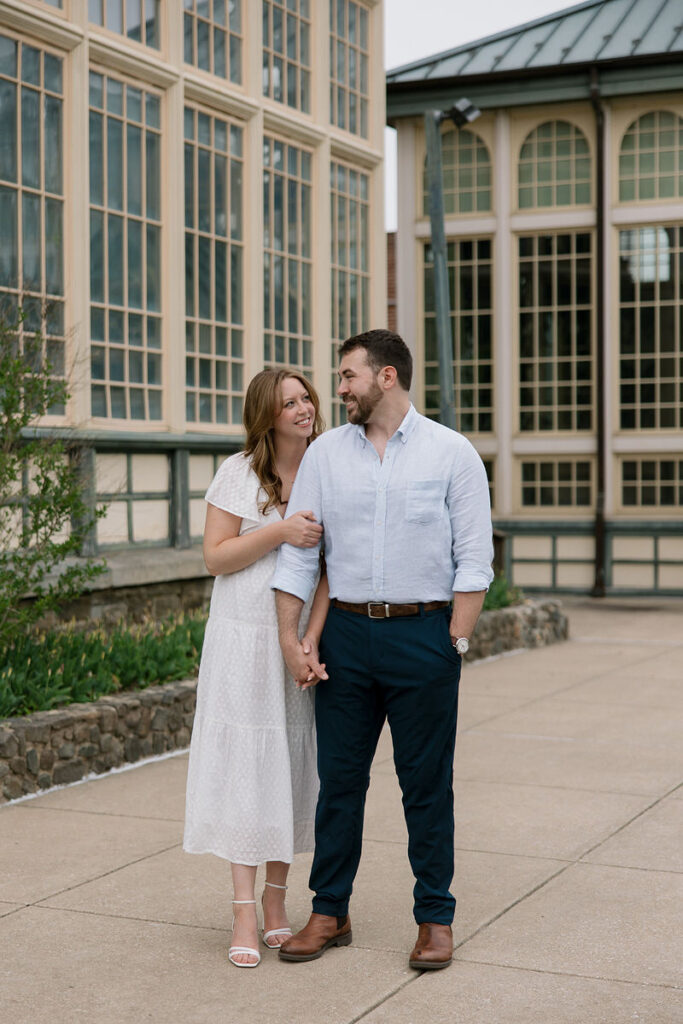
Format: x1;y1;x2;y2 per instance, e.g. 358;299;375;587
404;479;444;524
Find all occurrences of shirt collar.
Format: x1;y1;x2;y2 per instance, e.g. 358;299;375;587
354;403;417;446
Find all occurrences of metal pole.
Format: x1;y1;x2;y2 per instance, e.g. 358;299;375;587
590;69;606;597
424;110;456;431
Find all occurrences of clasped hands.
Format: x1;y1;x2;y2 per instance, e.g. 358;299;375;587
282;635;328;691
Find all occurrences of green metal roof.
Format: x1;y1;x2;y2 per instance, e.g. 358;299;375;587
387;0;683;84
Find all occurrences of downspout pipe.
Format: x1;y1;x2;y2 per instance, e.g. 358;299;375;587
590;67;606;596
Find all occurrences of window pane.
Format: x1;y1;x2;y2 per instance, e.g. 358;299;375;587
21;87;40;189
90;210;104;302
146;130;160;220
108;213;124;304
0;186;18;288
107;118;124;209
22;192;41;289
127;123;142;215
0;81;17;183
45;198;63;295
146;223;160;310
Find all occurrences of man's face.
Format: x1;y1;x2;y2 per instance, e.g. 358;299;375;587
337;348;384;425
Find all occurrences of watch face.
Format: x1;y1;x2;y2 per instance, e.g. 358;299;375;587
455;637;469;655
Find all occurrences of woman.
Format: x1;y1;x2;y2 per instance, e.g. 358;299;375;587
183;369;328;968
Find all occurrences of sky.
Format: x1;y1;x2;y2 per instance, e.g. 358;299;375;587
383;0;580;229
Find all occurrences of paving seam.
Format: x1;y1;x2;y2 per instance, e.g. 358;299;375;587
362;836;572;863
444;779;683;965
17;840;182;907
443;957;683;991
350;778;681;1016
31;902;231;932
451;774;676;796
17;804;184;823
576;780;683;861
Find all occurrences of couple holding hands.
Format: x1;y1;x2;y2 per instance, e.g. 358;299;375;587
183;330;494;971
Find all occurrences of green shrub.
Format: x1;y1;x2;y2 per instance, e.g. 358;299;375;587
0;311;107;649
0;612;207;718
483;573;522;611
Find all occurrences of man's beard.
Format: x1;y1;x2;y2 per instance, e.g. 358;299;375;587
344;381;383;424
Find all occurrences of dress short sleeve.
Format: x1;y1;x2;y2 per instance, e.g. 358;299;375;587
205;452;261;523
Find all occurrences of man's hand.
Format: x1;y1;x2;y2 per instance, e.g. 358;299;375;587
281;637;328;690
299;635;328;689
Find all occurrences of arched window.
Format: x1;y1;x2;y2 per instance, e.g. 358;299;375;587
518;121;591;209
619;111;683;202
423;129;491;215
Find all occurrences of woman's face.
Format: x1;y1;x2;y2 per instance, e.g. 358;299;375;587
273;376;316;442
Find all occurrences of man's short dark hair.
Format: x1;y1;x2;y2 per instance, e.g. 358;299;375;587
339;329;413;390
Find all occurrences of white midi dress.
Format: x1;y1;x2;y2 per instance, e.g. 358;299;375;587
183;452;318;865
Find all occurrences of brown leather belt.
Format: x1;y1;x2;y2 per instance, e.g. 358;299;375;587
332;599;449;619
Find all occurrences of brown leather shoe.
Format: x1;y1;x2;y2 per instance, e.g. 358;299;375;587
408;923;453;970
278;912;352;962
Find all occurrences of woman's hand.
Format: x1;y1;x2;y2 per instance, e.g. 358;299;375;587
282;511;323;549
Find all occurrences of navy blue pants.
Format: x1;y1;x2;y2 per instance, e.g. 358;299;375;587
310;604;461;925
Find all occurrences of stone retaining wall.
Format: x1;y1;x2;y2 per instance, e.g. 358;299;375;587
0;681;197;803
467;598;568;661
1;600;567;804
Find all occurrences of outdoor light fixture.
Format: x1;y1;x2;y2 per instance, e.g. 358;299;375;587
442;97;481;128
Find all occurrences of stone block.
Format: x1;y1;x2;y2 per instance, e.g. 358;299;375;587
58;742;75;760
37;773;52;789
73;722;91;743
26;749;39;776
124;737;141;762
152;733;165;755
0;763;9;779
39;748;55;770
22;722;51;743
141;738;153;757
0;729;18;759
167;708;182;732
98;706;118;733
2;776;23;800
10;756;26;775
151;708;168;731
176;727;190;747
52;760;85;785
78;744;98;759
21;777;36;794
89;726;101;744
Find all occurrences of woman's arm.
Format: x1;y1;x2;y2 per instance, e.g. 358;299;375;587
203;504;323;576
304;571;329;645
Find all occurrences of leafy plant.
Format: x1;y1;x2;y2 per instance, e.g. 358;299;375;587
0;310;106;649
0;612;207;718
483;573;522;611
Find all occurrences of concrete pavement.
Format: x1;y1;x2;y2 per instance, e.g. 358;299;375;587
1;598;682;1023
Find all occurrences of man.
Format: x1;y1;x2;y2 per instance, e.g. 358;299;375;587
272;329;493;970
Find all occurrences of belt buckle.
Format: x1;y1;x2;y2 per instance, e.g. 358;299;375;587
367;602;389;619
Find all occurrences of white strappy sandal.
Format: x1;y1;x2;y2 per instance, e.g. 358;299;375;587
262;882;293;949
229;899;261;968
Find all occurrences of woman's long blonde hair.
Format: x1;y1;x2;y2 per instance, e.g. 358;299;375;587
243;368;324;514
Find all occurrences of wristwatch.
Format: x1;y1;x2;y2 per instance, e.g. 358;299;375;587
453;637;469;655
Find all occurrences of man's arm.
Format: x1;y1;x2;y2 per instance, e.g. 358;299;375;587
447;437;495;597
275;590;328;688
271;442;323;603
449;590;486;643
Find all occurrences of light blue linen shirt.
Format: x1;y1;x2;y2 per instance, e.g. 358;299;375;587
272;404;494;604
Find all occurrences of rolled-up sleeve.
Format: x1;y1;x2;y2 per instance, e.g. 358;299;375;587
447;439;494;593
271;442;323;603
